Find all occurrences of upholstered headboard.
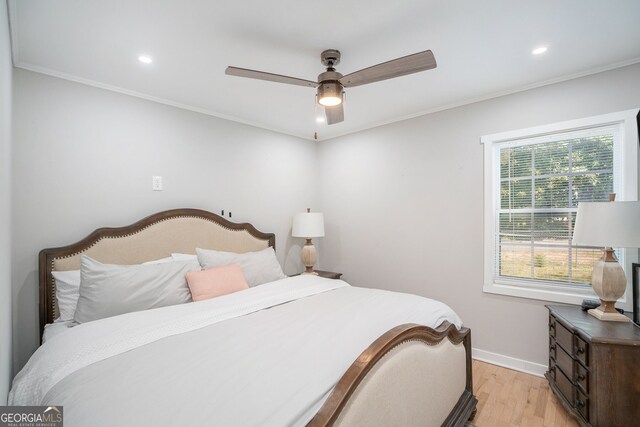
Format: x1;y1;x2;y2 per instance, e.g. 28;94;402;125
38;208;275;339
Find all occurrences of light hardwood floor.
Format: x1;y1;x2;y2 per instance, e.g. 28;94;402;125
472;360;579;427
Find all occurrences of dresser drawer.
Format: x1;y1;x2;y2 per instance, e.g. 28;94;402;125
555;364;574;404
574;335;589;366
576;387;589;422
554;318;573;353
555;344;573;379
574;361;588;394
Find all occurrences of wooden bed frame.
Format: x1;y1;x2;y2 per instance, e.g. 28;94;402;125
39;208;477;426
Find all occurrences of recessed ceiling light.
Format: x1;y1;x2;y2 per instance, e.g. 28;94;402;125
316;117;325;123
138;55;153;64
532;46;548;55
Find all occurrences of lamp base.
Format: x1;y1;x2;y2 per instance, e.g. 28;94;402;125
588;300;630;322
302;270;319;276
301;239;318;276
588;308;630;322
588;252;629;322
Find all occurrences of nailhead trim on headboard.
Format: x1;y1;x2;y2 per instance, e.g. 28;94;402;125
51;215;253;262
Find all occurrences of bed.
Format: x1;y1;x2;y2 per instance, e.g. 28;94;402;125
10;208;477;426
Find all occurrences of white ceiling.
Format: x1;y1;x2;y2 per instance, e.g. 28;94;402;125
8;0;640;141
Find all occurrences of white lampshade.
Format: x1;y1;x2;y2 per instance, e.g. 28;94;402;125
292;212;325;238
572;201;640;247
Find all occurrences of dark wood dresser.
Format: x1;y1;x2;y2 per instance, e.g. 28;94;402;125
545;305;640;426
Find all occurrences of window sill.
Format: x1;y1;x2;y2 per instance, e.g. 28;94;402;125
483;280;599;306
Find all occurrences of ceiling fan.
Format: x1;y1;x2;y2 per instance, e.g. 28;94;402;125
225;49;437;125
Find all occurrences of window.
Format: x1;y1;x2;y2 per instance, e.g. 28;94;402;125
482;110;639;306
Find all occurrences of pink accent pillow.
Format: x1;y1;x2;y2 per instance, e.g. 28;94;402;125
186;264;249;301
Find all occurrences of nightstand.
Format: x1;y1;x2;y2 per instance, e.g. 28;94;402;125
545;305;640;426
291;270;342;280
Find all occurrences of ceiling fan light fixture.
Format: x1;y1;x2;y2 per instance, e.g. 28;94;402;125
319;96;342;107
317;81;343;106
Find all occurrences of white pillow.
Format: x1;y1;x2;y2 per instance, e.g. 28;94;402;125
143;256;177;265
51;270;81;322
171;253;198;261
74;256;200;324
51;256;183;322
196;247;286;287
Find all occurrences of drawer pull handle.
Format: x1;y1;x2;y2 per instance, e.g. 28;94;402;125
575;374;585;381
549;323;556;330
577;347;585;355
549;344;556;351
576;399;585;408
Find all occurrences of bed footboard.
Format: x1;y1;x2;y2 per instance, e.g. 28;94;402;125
308;323;476;427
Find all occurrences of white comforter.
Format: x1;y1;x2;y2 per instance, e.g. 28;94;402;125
10;275;462;426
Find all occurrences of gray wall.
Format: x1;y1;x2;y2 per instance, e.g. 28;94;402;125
317;63;640;367
9;57;640;377
11;69;318;372
0;0;13;404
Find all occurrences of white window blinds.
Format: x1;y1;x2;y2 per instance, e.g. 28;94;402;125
495;125;618;286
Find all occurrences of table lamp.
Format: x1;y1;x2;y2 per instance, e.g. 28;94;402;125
292;208;325;275
572;195;640;322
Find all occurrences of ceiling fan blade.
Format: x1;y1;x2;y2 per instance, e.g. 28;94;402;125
225;66;317;88
339;50;437;88
325;104;344;125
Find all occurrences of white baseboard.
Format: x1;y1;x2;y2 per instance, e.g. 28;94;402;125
472;348;547;378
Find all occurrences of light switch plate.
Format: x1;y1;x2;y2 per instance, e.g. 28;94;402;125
152;176;163;191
